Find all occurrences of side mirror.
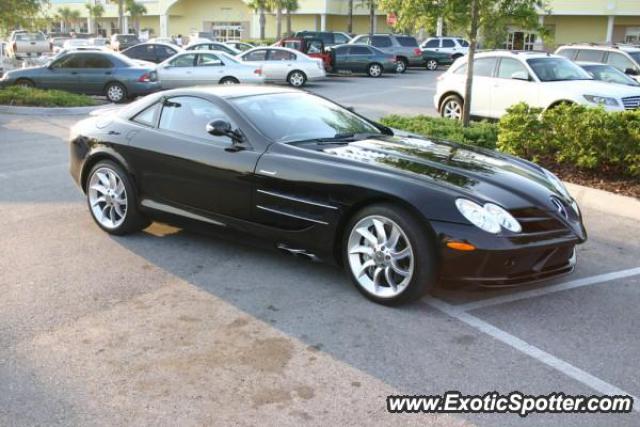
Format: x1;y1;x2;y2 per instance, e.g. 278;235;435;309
511;71;530;81
345;106;355;112
625;68;639;76
206;119;232;136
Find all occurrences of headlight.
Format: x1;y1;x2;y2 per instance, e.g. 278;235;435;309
455;199;501;234
542;168;571;199
583;95;619;106
484;203;522;233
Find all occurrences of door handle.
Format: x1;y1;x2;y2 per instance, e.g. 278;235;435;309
108;130;121;135
105;71;112;75
71;71;78;75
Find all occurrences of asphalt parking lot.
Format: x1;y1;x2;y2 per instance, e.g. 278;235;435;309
1;72;640;426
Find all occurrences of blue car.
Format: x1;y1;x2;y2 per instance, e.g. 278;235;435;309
0;51;160;103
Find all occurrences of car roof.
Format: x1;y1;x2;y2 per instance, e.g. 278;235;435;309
162;86;300;100
135;41;178;49
474;50;559;59
558;44;640;52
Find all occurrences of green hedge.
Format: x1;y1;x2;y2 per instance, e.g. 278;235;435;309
381;104;640;178
0;86;96;107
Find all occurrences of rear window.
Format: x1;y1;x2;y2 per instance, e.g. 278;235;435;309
457;39;469;47
556;48;577;59
371;36;393;48
575;49;605;62
15;33;45;42
396;36;418;47
442;39;455;48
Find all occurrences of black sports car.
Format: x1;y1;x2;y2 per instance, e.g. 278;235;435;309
69;86;587;305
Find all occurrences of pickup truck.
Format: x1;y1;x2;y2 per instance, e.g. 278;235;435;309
7;31;50;59
274;37;331;70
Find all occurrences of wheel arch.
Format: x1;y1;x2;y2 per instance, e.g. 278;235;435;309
437;90;464;112
546;99;576;110
287;69;307;79
102;80;127;95
80;150;135;194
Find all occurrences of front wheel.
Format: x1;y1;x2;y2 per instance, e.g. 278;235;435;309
287;70;307;87
343;204;438;305
440;94;464;120
425;59;439;71
220;77;240;85
86;160;148;235
367;63;383;77
105;82;127;103
396;58;408;73
15;78;35;88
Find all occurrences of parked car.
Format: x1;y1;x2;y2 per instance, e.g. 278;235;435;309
349;34;422;73
555;44;640;83
50;36;71;51
60;38;92;52
6;31;50;59
156;50;264;88
274;37;331;70
577;62;639;87
148;37;178;46
69;86;587;305
327;44;397;77
185;41;240;56
110;34;140;51
294;31;352;47
237;47;325;87
421;37;469;59
226;41;254;52
0;51;159;103
435;51;640;120
122;42;181;64
422;49;455;71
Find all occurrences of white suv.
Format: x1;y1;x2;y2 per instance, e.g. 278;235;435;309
421;37;469;59
434;51;640;120
555;44;640;83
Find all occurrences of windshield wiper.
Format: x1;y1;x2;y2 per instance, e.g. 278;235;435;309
285;132;381;145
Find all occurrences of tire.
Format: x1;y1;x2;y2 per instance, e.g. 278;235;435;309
425;59;439;71
396;58;408;73
367;63;383;78
85;160;148;235
220;77;240;85
440;94;464;120
15;78;35;88
105;82;127;103
287;70;307;87
343;203;438;305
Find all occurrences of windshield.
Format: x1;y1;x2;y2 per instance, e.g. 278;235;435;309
581;64;639;86
230;92;381;143
526;57;593;81
16;32;45;42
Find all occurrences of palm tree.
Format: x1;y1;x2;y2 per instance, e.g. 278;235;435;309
85;2;105;34
57;7;73;32
125;0;146;34
267;0;285;39
284;0;299;36
347;0;353;33
248;0;270;41
69;10;81;31
107;0;125;33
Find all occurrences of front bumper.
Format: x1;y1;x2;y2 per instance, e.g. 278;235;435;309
432;220;584;287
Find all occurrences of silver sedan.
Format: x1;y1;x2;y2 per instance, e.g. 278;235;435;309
236;47;326;87
156;50;265;89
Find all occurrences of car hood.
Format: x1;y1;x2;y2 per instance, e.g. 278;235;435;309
322;135;575;212
544;79;640;97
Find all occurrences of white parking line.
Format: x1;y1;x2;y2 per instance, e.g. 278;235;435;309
425;298;640;412
454;267;640;313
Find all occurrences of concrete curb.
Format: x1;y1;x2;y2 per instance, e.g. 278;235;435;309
566;182;640;222
0;103;114;116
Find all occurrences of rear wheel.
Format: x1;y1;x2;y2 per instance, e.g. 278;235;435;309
14;78;35;88
105;82;127;103
440;94;464;120
343;204;437;305
287;70;307;87
220;77;240;85
86;160;148;235
367;63;383;77
396;57;408;73
425;59;439;71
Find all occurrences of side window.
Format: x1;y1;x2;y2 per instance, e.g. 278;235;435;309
269;49;295;61
159;46;176;57
170;53;196;67
335;46;349;55
191;44;209;51
424;39;440;48
159;96;235;143
126;46;143;56
334;33;349;44
357;36;370;45
457;39;469;47
350;46;371;55
556;48;577;60
442;39;455;48
606;52;635;71
131;102;161;127
243;49;267;61
83;54;113;68
197;53;223;66
575;49;605;62
54;54;84;68
371;36;392;48
497;58;529;79
307;40;323;54
474;57;497;77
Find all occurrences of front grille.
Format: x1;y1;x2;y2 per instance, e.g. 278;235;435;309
622;96;640;110
509;207;569;240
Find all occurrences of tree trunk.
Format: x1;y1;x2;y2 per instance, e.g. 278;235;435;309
286;9;291;36
347;0;353;33
118;0;124;33
276;8;282;39
369;1;375;36
259;8;266;40
462;0;479;127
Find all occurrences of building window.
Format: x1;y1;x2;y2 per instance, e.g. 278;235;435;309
625;27;640;44
209;22;243;41
505;31;536;51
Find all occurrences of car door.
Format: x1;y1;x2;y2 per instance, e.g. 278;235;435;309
451;57;496;117
192;53;226;84
77;53;115;95
44;53;85;91
606;51;640;76
126;96;261;220
441;39;456;55
240;48;269;77
370;35;393;56
332;45;350;71
348;46;372;72
265;49;297;80
423;38;440;51
157;53;197;89
491;57;539;117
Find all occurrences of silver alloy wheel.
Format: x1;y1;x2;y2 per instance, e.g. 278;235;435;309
289;71;305;87
222;78;238;85
369;64;382;77
88;167;127;229
347;215;415;299
442;99;462;119
426;59;438;71
106;84;124;102
396;60;406;73
16;79;34;88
